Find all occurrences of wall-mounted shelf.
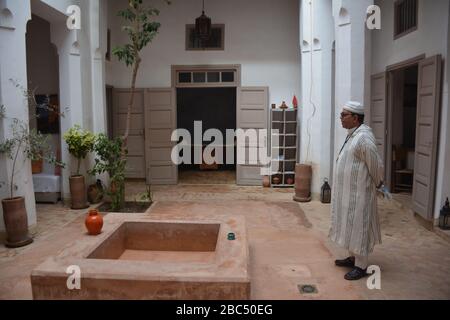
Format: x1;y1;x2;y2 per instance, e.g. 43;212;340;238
270;108;298;188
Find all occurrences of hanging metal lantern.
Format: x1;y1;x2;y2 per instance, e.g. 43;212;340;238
320;178;331;204
439;197;450;230
195;0;211;40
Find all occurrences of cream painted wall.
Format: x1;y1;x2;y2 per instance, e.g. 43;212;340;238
39;0;76;15
0;1;36;232
372;0;450;220
372;0;448;74
106;0;301;106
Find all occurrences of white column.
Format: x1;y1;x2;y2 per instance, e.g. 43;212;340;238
51;25;85;201
90;0;107;135
300;0;334;198
87;0;109;187
0;1;36;230
332;0;373;164
434;2;450;221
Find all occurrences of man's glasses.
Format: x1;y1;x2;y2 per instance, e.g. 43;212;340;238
340;112;354;119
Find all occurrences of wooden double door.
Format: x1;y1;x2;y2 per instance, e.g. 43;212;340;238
112;87;269;186
370;55;442;221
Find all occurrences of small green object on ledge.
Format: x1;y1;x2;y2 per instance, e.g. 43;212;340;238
227;232;236;240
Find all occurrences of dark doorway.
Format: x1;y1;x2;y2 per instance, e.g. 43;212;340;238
390;64;418;194
177;87;236;179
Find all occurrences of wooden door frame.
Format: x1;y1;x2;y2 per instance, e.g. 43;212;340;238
105;85;114;139
385;54;425;191
171;64;242;184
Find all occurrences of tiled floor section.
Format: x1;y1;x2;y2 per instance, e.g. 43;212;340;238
178;170;236;185
0;181;449;299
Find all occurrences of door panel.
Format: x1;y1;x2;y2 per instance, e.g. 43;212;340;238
145;88;177;185
412;55;442;220
112;89;146;178
236;87;268;185
370;72;387;164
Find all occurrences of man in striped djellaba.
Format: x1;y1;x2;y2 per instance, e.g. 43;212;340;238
329;101;384;281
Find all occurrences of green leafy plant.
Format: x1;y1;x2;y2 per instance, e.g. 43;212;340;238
63;125;96;176
0;83;65;199
89;134;127;211
113;0;169;150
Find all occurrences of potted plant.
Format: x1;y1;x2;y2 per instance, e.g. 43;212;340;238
89;133;126;211
0;93;64;247
63;125;95;209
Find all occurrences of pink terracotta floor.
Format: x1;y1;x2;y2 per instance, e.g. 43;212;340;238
0;180;449;299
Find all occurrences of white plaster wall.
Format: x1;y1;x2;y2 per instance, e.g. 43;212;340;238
39;0;75;16
106;0;301;107
372;0;450;219
0;1;36;231
372;0;448;74
300;0;335;196
332;0;373;173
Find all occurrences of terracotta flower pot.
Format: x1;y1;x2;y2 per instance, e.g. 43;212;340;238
293;164;312;202
262;175;270;188
31;159;43;174
69;175;89;209
1;197;33;248
87;180;104;204
85;209;103;235
272;176;281;185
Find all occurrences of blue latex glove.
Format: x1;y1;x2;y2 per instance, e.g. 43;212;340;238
377;184;392;200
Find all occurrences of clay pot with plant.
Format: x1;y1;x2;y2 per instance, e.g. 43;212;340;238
63;125;95;209
0;86;65;247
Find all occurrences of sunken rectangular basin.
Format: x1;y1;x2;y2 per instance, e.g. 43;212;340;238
87;222;220;264
31;214;250;300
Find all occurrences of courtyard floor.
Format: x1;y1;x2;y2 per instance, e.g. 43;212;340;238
0;179;449;300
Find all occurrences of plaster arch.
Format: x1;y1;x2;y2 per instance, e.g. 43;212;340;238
70;40;80;56
302;40;310;53
0;7;13;29
338;7;350;26
313;38;321;51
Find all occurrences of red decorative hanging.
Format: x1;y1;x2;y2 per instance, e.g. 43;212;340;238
292;95;298;109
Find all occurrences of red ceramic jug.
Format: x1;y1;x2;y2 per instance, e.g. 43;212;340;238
85;209;103;235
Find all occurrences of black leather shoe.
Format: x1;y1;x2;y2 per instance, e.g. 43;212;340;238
334;256;355;268
344;267;368;280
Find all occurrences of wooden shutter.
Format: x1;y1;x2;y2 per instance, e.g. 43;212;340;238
236;87;268;185
412;55;442;220
112;89;146;178
144;88;177;185
370;72;387;165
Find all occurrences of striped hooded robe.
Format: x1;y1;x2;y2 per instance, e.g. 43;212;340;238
329;124;383;256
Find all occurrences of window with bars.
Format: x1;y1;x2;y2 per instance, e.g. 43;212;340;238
176;70;236;86
394;0;418;39
186;24;225;50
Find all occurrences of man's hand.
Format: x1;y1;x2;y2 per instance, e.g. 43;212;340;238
376;184;392;200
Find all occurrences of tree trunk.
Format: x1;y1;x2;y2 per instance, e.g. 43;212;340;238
122;58;141;153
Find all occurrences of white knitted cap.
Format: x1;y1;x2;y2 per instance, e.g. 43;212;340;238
342;101;364;115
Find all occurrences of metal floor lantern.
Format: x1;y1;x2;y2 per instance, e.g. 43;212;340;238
439;197;450;230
